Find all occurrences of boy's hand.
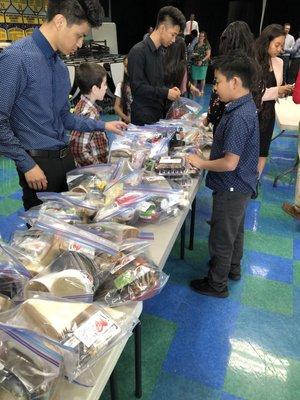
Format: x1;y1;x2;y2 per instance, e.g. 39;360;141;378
105;121;127;136
168;87;181;101
25;164;48;191
186;154;203;169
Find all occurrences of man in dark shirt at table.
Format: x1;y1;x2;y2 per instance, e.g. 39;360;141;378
0;0;126;211
128;6;185;125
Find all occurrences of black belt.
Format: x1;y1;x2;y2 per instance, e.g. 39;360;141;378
27;146;70;159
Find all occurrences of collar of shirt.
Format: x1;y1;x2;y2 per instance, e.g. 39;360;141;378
145;34;160;53
80;94;97;110
32;27;58;62
225;93;252;113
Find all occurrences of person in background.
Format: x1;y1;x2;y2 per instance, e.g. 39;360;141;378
184;13;199;36
128;6;185;125
187;53;260;298
164;36;200;113
0;0;126;211
70;63;109;166
206;21;260;133
281;23;295;83
287;31;300;83
143;26;154;40
282;69;300;219
255;24;294;177
191;31;211;96
187;29;199;61
114;56;132;124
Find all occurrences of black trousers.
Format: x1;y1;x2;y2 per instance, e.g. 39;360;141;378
17;152;75;211
208;191;251;292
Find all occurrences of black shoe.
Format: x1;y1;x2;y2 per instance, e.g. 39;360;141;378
190;279;229;298
228;272;241;281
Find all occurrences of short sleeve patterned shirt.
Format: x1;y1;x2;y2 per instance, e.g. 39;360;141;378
206;94;259;194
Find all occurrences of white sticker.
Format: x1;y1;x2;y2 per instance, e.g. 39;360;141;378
143;176;165;182
159;157;182;164
74;310;121;348
68;240;95;258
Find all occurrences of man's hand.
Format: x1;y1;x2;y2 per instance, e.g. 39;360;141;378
168;87;181;101
24;164;48;191
105;121;127;136
186;154;203;169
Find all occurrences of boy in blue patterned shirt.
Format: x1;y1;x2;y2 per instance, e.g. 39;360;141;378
187;53;260;298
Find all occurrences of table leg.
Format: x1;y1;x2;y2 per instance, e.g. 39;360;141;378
180;221;186;260
189;198;196;250
273;155;299;187
109;369;117;400
134;322;142;398
271;129;285;142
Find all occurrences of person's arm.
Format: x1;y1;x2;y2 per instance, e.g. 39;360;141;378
202;48;211;62
0;51;37;173
187;152;240;172
262;57;292;100
60;100;127;135
290;39;300;55
114;96;130;123
128;45;170;101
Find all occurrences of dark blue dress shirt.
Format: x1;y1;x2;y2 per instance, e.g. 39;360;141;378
206;93;259;194
0;28;105;173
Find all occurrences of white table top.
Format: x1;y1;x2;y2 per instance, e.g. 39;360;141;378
56;175;203;400
275;96;300;131
56;302;142;400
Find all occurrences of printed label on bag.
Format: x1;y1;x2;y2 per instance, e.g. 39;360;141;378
159;157;182;164
74;311;121;348
68;241;95;258
137;201;153;213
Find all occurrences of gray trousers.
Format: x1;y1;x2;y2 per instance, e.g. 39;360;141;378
208;191;250;291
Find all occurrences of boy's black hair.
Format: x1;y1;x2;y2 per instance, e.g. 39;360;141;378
47;0;102;28
212;51;257;90
76;63;106;95
156;6;186;32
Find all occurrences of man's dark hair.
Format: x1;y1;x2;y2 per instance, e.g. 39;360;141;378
284;22;291;26
47;0;102;28
76;63;106;94
212;51;257;90
156;6;186;32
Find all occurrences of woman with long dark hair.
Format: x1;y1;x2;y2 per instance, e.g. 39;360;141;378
255;24;294;175
114;56;132;124
163;36;200;114
206;21;260;130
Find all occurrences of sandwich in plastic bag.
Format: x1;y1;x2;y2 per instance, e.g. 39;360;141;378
166;97;202;121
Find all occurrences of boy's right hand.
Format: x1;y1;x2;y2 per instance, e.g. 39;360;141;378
105;121;127;136
25;164;48;191
168;87;181;101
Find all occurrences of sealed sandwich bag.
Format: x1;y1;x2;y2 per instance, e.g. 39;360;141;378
10;228;62;275
93;191;152;223
37;192;100;219
0;242;31;299
0;296;138;382
95;253;169;306
166;97;202;121
20;251;101;303
0;323;63;400
67;163;116;194
122;186;190;225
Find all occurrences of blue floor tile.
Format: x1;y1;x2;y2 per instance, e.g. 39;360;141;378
243;251;293;284
294;239;300;260
163;296;240;389
221;393;244;400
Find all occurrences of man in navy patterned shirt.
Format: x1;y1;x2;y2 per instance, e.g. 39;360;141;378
0;0;126;210
187;53;259;298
